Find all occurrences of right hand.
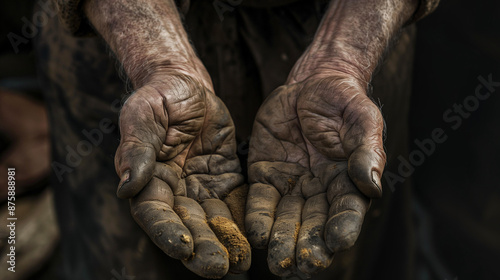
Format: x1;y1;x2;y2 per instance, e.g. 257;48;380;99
114;71;251;278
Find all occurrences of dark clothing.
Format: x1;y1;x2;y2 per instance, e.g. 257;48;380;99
38;0;426;279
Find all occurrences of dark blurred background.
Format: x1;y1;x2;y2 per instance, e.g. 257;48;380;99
0;0;498;279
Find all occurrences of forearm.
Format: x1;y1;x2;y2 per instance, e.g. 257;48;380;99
83;0;210;88
288;0;418;85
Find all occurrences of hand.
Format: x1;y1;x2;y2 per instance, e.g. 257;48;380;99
114;72;251;278
245;73;386;277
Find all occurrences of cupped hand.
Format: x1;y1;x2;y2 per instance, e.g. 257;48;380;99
245;73;386;277
114;73;251;278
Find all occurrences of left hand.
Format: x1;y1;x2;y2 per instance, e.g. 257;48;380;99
245;72;386;277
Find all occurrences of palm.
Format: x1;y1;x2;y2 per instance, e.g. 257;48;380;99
246;76;386;277
115;74;250;278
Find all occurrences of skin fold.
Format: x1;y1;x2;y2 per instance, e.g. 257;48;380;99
82;0;418;278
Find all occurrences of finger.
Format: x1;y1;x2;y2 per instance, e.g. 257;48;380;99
115;94;166;199
175;196;229;278
324;171;370;252
267;195;304;277
201;199;251;274
245;183;281;249
348;144;386;198
130;177;193;260
296;194;333;275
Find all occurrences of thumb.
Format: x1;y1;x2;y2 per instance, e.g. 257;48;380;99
348;144;385;198
114;94;165;199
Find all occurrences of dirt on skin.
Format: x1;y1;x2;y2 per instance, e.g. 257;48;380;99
299;248;311;259
279;257;293;269
224;185;248;234
208;216;250;266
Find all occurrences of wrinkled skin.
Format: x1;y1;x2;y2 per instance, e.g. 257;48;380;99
246;73;386;277
114;73;251;278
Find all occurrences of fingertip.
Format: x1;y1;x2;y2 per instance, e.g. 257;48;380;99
296;195;333;275
130;200;193;260
116;163;155;199
208;216;251;274
116;179;140;199
268;256;296;277
116;170;131;198
324;210;363;252
224;185;249;234
371;170;382;195
267;196;304;277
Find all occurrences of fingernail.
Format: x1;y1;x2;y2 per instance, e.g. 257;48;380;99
118;170;131;191
371;170;382;192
